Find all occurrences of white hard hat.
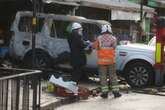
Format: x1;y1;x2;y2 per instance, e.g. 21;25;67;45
71;22;82;31
107;25;112;33
101;24;112;33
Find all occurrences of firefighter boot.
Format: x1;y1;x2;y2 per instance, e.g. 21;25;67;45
100;86;109;99
112;91;121;98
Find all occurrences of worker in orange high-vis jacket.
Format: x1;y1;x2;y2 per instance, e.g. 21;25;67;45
94;24;121;98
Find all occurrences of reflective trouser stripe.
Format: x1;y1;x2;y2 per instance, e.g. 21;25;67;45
111;86;119;92
101;86;109;93
156;43;161;63
109;86;119;92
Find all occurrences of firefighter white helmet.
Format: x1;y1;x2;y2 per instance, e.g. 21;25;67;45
101;24;112;33
107;25;112;33
71;22;82;31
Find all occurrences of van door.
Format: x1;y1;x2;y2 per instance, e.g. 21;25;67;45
45;20;70;62
13;16;32;58
13;16;44;58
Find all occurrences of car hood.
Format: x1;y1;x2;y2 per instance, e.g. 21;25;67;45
117;43;155;52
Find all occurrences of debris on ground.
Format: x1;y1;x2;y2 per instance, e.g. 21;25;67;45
49;75;79;94
132;87;165;96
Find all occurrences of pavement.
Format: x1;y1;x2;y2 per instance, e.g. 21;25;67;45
6;80;165;110
5;78;165;110
55;92;165;110
40;80;165;110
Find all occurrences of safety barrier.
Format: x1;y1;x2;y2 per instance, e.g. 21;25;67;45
0;67;42;110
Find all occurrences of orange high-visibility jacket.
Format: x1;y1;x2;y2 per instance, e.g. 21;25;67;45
94;33;117;65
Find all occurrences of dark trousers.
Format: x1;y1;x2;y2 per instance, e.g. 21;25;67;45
71;65;84;83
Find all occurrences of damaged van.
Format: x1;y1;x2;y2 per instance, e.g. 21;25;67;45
10;11;109;70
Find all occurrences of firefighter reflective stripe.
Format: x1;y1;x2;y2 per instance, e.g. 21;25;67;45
98;58;115;65
111;86;119;92
98;59;114;62
101;86;109;93
156;43;161;63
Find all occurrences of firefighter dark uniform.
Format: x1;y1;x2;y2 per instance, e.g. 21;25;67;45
67;22;86;83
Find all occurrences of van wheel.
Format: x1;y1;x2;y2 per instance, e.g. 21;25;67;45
124;61;154;88
56;52;70;64
24;51;51;69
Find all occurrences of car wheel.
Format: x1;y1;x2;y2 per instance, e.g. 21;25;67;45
125;61;154;88
24;51;51;69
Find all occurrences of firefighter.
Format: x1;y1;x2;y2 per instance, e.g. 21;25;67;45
67;22;87;83
94;24;121;98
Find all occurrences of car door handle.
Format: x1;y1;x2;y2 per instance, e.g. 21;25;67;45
22;41;30;46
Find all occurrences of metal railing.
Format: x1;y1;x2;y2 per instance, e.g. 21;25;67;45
0;67;42;110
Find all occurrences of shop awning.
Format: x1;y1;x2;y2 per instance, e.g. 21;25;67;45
0;0;15;2
43;0;155;20
43;0;154;13
43;0;79;6
78;0;154;13
111;10;140;21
